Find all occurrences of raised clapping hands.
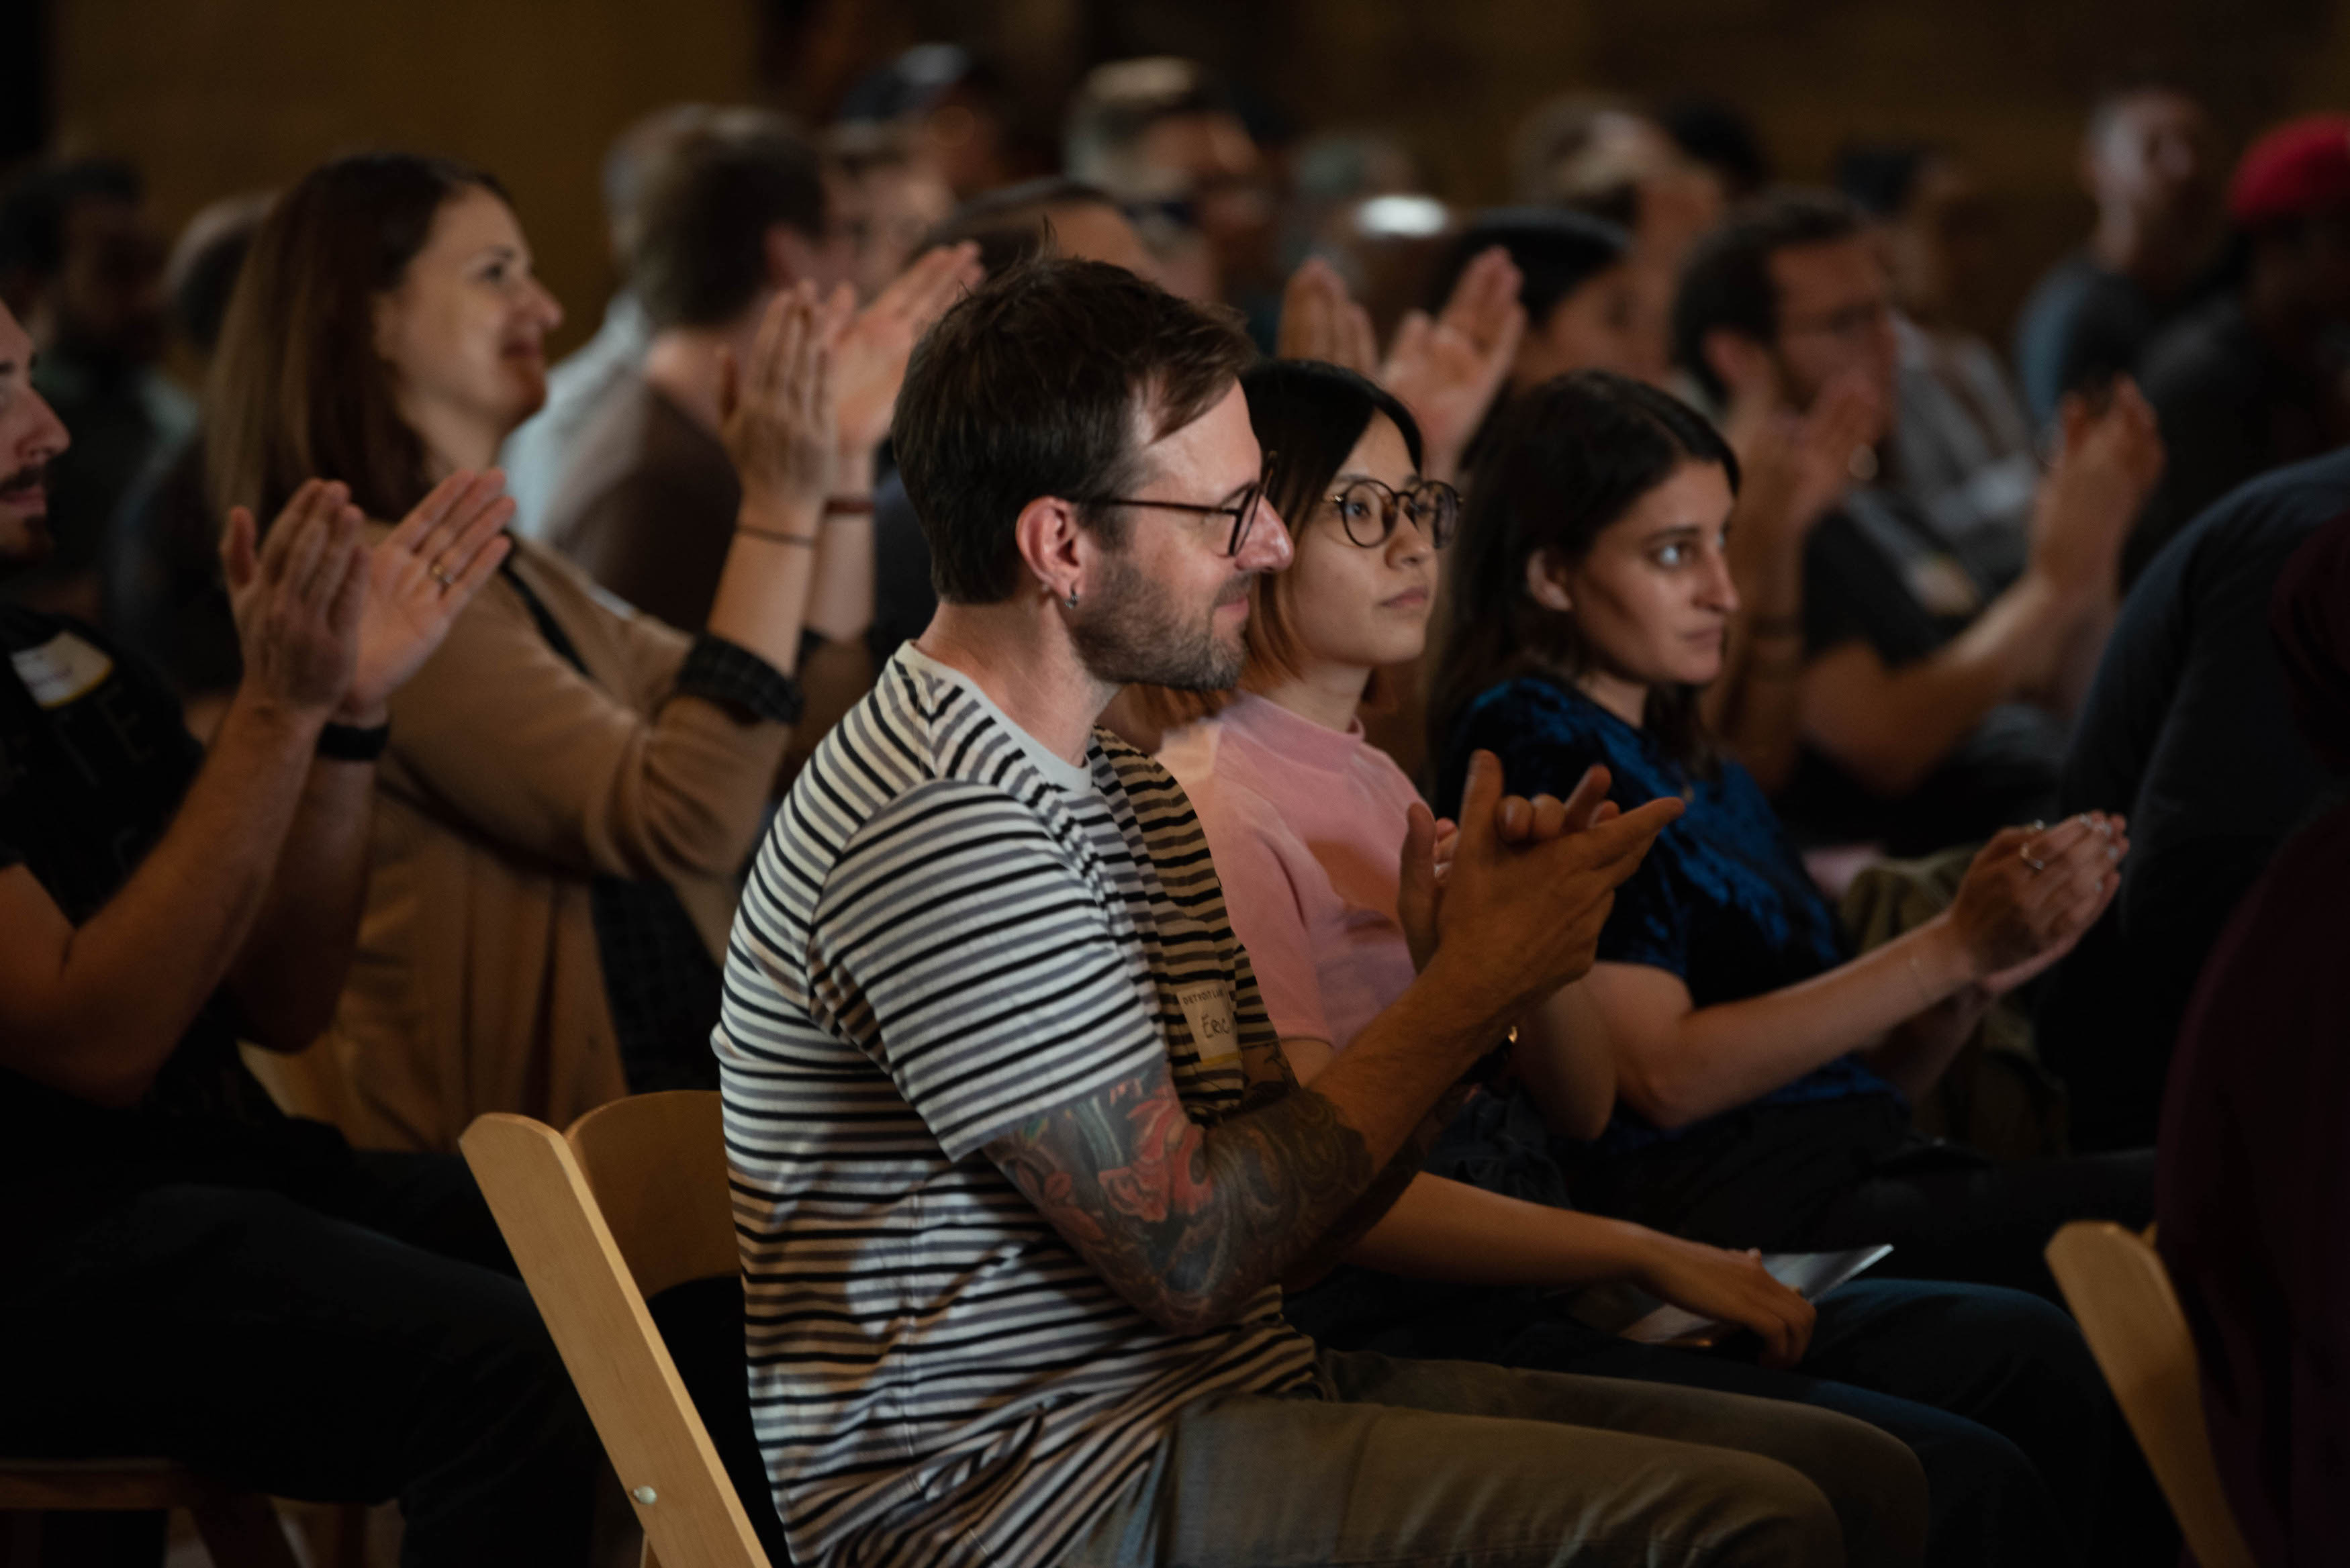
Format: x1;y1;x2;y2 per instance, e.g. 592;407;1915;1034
1944;812;2129;995
1277;250;1528;483
1727;369;1883;556
339;471;513;722
1401;751;1682;1022
1398;763;1624;973
720;283;839;515
825;242;983;458
223;474;515;730
1378;246;1527;483
2028;379;2165;602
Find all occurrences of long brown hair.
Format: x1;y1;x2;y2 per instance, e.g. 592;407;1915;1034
208;152;507;527
1427;370;1740;782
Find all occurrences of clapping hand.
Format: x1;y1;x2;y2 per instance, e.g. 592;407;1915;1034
222;480;369;724
827;242;983;457
336;471;513;723
1379;246;1527;482
1399;765;1622;973
2029;379;2164;601
1275;256;1378;375
720;283;838;515
1946;812;2128;994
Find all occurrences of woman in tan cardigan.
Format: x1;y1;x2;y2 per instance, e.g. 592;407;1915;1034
206;152;970;1150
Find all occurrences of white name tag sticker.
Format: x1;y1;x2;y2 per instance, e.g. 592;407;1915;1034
11;631;113;709
1175;980;1239;1069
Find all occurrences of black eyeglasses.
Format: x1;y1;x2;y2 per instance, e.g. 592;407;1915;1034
1328;477;1460;550
1079;452;1276;558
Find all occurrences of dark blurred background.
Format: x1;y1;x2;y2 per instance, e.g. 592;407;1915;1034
17;0;2344;364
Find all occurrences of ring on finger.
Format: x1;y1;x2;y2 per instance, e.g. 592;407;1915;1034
2020;842;2047;874
429;560;458;589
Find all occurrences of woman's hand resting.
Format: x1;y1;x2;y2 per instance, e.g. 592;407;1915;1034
1630;1230;1817;1369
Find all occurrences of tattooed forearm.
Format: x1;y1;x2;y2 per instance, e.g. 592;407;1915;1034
986;1063;1376;1336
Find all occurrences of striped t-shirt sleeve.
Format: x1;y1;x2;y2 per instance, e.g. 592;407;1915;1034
802;776;1169;1161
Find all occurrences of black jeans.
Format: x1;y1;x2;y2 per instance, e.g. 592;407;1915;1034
1568;1095;2157;1299
0;1150;600;1567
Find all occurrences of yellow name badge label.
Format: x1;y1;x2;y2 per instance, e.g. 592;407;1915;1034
1175;980;1240;1069
11;630;114;709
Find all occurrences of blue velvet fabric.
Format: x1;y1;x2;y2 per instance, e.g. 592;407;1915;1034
1438;673;1900;1154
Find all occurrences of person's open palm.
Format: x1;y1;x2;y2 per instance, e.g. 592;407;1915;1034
829;242;982;454
1380;246;1526;481
340;469;515;720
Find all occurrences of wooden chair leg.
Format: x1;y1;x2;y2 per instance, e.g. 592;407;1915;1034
187;1493;300;1568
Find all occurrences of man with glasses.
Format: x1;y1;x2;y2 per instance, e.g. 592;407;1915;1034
716;256;1928;1568
1672;191;2162;855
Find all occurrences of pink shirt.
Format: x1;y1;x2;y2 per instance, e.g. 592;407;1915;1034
1160;694;1423;1053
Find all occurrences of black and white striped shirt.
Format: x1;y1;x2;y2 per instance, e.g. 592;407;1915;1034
717;646;1317;1568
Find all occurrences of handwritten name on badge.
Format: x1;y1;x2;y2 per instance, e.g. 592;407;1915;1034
1175;980;1239;1069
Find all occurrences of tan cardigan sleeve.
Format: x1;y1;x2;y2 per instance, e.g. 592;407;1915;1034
380;570;787;885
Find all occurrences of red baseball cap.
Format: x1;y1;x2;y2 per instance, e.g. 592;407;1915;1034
2229;114;2350;226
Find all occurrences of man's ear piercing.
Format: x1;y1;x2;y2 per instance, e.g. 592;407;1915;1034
1066;589;1080;609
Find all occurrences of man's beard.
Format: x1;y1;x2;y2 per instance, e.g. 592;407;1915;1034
0;465;52;568
1068;550;1250;691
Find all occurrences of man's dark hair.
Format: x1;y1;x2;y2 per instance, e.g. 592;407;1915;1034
630;128;825;330
1835;143;1940;219
894;256;1255;605
1671;189;1865;404
1429;207;1630;328
0;158;142;287
925;177;1122;280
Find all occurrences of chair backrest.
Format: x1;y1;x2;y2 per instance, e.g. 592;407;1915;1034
463;1095;768;1568
2044;1221;2256;1568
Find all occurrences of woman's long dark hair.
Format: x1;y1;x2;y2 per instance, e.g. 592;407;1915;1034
1131;357;1425;732
208;152;508;527
1428;369;1739;777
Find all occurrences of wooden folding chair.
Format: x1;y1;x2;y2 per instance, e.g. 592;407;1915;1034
2045;1221;2256;1568
462;1092;769;1568
0;1459;298;1567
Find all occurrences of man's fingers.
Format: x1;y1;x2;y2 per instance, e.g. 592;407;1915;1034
1557;765;1614;832
1528;793;1568;842
1497;793;1532;842
275;499;330;605
258;478;326;584
1453;750;1506;858
1571;795;1685;874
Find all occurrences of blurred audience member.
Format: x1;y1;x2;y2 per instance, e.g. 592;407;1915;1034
2040;448;2350;1150
823;120;955;301
0;158;189;622
1840;143;2037;589
834;42;1029;201
867;181;1154;665
2013;83;2224;430
0;293;600;1562
1660;99;1772;203
1429;208;1642;399
541;122;834;629
1067;56;1279;327
502;102;761;534
209;152;848;1144
1674;192;2161;853
1512;94;1723;386
103;191;272;716
2157;507;2350;1568
2125;113;2350;584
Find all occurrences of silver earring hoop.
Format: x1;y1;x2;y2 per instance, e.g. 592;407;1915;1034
1066;590;1080;609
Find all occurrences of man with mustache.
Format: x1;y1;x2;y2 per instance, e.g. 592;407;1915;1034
0;297;600;1561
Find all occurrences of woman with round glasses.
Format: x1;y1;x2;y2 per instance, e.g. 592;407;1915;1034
1144;357;2129;1568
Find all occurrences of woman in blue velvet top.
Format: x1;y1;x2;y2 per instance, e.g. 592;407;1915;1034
1429;371;2156;1296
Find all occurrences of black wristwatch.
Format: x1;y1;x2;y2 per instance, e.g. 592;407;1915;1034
316;720;391;763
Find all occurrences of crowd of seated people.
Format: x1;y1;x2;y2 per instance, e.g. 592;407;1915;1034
2;45;2346;1568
